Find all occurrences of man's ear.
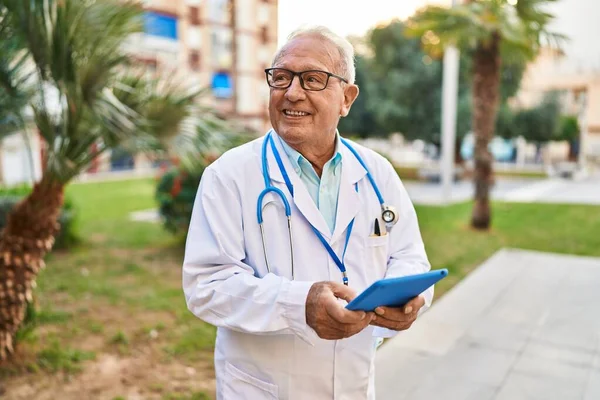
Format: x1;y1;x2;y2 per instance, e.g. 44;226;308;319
340;84;359;117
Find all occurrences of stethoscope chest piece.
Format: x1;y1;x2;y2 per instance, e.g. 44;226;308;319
381;205;399;227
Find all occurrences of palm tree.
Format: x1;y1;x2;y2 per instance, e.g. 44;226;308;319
0;0;200;359
407;0;565;229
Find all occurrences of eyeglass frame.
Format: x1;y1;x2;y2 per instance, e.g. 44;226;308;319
264;67;349;91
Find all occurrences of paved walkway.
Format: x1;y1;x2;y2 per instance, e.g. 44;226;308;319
375;249;600;400
404;173;600;206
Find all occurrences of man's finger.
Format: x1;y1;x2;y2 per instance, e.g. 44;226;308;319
404;295;426;314
324;296;366;324
374;306;413;322
370;318;414;331
329;281;358;303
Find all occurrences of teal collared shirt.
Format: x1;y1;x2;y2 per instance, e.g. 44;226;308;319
278;134;343;234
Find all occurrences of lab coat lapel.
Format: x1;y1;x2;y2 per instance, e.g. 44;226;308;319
266;132;332;239
331;142;368;243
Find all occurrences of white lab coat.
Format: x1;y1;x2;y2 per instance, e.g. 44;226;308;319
183;131;433;400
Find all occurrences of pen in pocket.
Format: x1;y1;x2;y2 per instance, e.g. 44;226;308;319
373;218;381;236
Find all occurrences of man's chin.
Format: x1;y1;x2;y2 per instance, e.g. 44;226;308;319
279;129;310;141
276;125;307;138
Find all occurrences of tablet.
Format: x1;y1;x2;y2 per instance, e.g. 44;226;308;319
345;269;448;312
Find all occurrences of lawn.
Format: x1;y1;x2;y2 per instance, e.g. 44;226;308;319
1;177;599;399
2;178;214;400
418;201;600;295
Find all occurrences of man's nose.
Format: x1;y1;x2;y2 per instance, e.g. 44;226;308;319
285;76;306;102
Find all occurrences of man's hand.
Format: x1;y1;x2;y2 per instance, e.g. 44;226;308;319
370;295;425;331
306;282;375;340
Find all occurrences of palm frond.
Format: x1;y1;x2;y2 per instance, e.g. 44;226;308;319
407;0;566;61
1;0;233;183
406;5;495;52
0;7;36;139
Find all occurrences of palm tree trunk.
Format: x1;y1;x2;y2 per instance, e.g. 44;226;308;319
0;176;63;359
471;33;501;230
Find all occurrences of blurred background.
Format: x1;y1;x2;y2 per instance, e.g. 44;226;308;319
0;0;598;399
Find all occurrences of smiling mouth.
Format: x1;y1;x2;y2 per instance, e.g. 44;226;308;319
283;109;310;117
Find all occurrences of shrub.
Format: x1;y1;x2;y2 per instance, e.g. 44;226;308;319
0;186;78;249
155;118;256;235
155;166;204;235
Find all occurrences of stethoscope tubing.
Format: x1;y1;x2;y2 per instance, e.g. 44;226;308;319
257;131;397;284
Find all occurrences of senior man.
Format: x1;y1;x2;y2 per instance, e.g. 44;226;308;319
183;26;434;400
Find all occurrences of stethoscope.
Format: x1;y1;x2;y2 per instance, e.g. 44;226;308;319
257;131;399;285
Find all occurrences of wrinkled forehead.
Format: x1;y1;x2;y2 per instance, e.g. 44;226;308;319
273;35;340;73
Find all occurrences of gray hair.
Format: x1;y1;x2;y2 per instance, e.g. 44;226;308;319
271;26;356;84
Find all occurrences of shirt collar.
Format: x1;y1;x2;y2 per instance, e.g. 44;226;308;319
278;132;343;175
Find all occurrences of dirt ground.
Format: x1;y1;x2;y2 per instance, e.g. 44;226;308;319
1;303;217;400
0;246;217;400
2;351;215;400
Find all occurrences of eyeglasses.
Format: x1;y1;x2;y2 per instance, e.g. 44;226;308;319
265;68;348;91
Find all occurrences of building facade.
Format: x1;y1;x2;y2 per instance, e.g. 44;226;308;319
516;49;600;167
129;0;279;132
0;0;280;185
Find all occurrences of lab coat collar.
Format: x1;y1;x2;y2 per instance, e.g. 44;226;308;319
263;131;368;242
263;130;366;184
331;139;368;243
264;130;332;238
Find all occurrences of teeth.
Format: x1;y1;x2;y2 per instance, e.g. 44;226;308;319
284;110;308;116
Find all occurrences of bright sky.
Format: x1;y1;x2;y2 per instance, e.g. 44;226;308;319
277;0;600;73
277;0;446;45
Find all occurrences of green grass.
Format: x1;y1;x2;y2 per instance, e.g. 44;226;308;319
164;323;217;360
65;178;177;248
415;201;600;296
109;331;129;346
162;392;212;400
494;170;547;179
36;341;96;373
394;166;547;182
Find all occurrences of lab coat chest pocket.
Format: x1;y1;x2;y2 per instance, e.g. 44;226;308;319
224;362;279;399
364;234;390;277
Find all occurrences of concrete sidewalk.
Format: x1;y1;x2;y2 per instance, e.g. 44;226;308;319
375;249;600;400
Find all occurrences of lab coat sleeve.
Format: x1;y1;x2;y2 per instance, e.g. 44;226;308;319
373;161;433;339
182;166;319;345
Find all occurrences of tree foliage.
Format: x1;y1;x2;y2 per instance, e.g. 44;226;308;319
340;20;527;147
556;115;580;142
337;55;383;138
496;92;562;143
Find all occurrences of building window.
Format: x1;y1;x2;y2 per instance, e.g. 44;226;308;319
189;6;200;26
189;51;201;71
211;28;233;68
261;26;269;44
212;71;233;99
208;0;232;24
144;12;178;40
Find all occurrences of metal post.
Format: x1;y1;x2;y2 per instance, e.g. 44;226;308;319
440;0;460;204
440;43;460;204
